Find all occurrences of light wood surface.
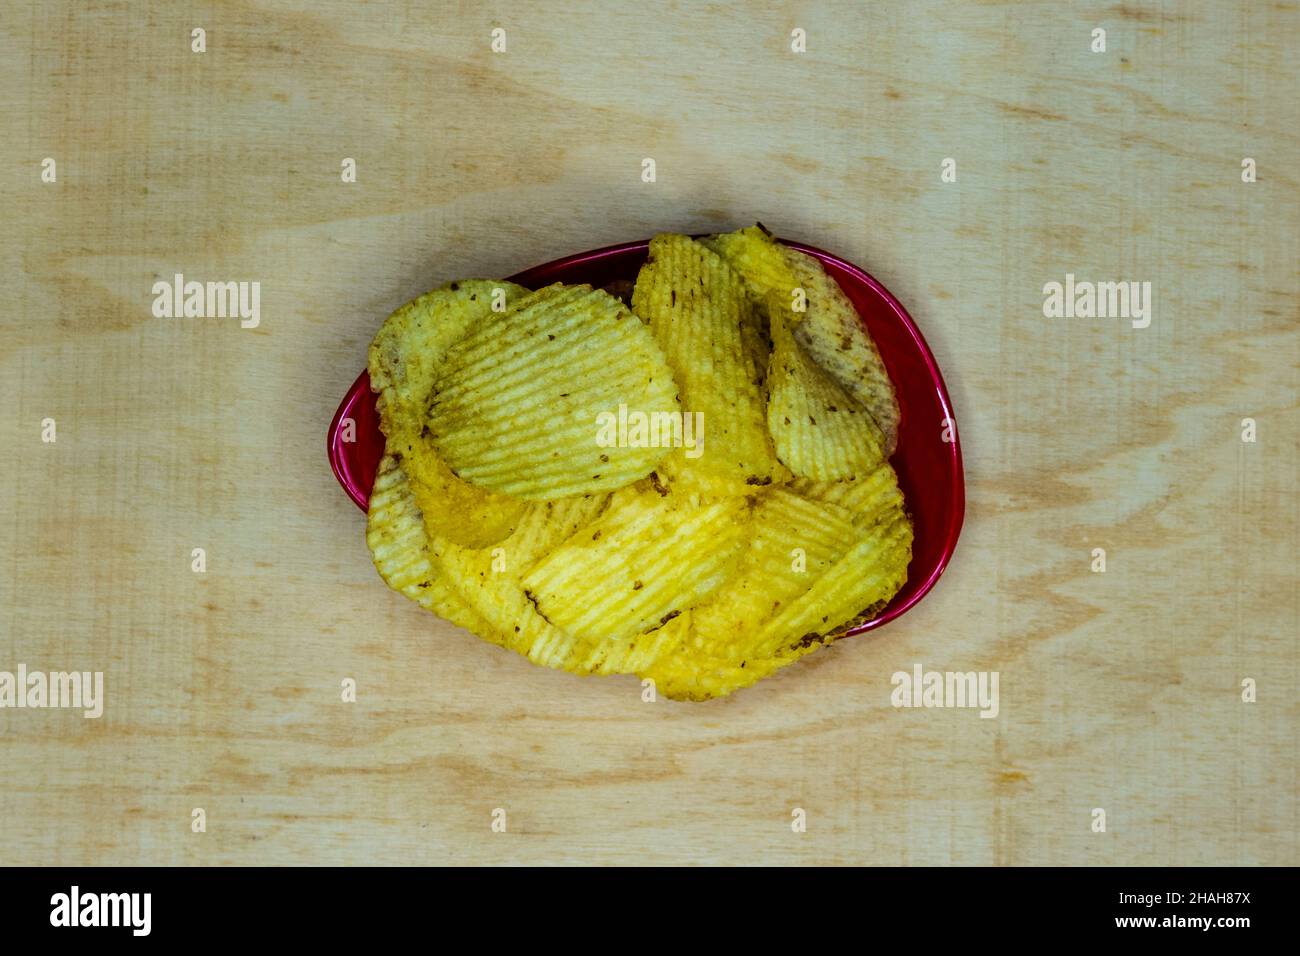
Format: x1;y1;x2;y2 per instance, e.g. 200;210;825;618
1;0;1295;866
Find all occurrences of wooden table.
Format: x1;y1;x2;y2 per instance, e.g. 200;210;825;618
2;0;1295;866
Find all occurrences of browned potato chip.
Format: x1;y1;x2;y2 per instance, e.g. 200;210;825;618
782;248;901;454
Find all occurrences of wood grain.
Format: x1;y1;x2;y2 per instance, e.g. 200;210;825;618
1;0;1295;866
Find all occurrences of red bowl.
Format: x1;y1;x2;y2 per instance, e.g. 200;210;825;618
328;239;964;635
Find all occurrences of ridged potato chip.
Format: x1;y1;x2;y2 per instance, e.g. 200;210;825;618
433;494;610;669
369;280;531;547
370;279;528;428
632;234;785;493
577;609;694;676
690;487;861;656
636;638;797;701
366;453;499;638
426;284;680;500
432;490;690;678
697;226;798;313
635;487;866;699
645;486;911;700
782;247;901;454
522;487;751;641
694;232;779;383
787;461;906;531
767;307;886;480
703;225;901;454
749;508;913;660
395;430;528;548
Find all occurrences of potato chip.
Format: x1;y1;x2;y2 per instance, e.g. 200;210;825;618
698;225;799;308
366;453;499;638
692;234;776;385
782;247;901;454
433;493;609;669
369;279;528;429
438;482;653;676
787;461;905;531
636;606;828;701
432;494;681;679
576;609;694;676
369;280;531;547
631;234;785;493
703;226;901;454
426;284;680;500
689;487;861;655
633;485;875;698
637;641;796;701
748;509;913;659
393;431;528;548
521;487;751;641
767;307;886;480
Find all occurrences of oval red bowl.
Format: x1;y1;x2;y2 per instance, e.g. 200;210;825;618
328;239;964;636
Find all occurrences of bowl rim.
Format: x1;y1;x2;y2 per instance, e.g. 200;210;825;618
328;237;964;637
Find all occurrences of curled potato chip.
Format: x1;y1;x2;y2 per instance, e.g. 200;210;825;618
698;225;799;309
782;247;901;454
522;487;751;641
426;284;680;500
632;234;785;493
767;307;886;480
694;232;777;385
395;431;528;548
369;280;531;547
703;226;901;454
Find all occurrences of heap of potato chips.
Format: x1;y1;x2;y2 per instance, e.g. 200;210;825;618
366;226;912;699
